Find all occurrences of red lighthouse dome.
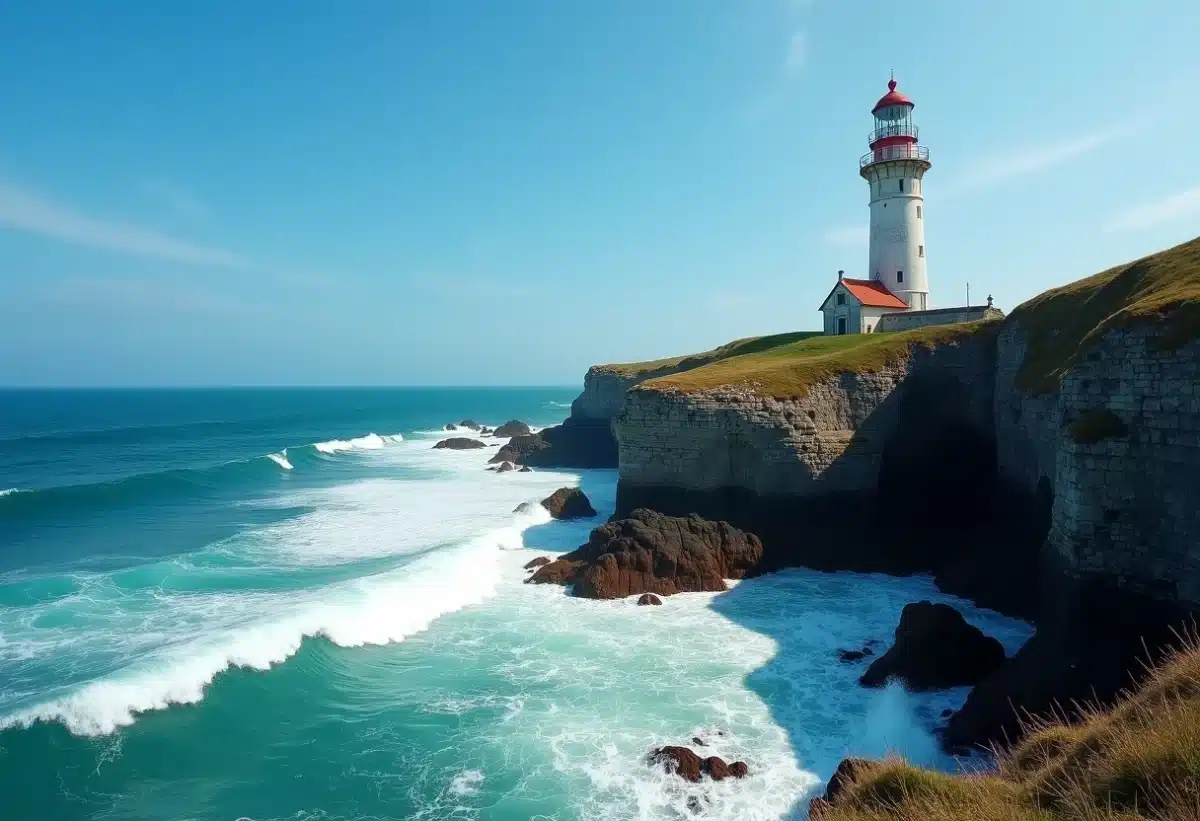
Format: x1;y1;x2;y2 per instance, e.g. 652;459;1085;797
871;78;913;114
861;76;929;171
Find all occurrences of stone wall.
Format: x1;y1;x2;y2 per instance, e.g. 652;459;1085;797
875;306;1004;333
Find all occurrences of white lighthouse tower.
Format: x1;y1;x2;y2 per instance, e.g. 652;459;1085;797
860;76;930;310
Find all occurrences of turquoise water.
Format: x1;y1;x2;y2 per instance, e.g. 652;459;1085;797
0;389;1032;820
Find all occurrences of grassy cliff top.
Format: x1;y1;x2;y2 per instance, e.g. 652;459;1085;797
1011;234;1200;394
632;322;993;399
812;637;1200;821
594;331;821;378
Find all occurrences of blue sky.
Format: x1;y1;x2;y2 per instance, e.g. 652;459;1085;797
1;0;1197;386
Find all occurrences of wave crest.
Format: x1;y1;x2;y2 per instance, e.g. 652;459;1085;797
313;433;402;454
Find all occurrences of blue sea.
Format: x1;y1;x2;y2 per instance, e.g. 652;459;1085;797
0;388;1031;821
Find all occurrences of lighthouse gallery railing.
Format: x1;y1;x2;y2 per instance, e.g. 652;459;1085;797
860;144;930;168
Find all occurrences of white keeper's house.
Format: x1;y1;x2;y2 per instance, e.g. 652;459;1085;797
819;77;1003;335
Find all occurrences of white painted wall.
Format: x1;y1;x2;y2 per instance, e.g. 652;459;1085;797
862;159;929;309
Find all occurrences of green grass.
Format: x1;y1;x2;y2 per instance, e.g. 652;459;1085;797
595;331;821;377
634;322;995;399
1066;409;1129;445
813;633;1200;821
1010;235;1200;395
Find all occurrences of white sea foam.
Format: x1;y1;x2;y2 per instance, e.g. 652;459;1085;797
265;450;293;470
313;432;401;454
448;769;484;796
0;487;20;497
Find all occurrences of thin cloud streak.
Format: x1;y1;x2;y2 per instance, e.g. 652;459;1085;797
0;182;245;268
142;179;209;220
941;123;1140;197
1106;185;1200;232
37;277;249;317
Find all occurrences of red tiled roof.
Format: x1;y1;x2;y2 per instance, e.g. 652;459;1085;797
841;278;910;309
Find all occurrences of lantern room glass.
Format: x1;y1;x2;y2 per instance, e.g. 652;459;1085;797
871;105;916;143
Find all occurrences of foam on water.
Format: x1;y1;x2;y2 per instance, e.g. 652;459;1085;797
312;432;402;454
0;487;19;497
0;439;580;737
265;450;293;470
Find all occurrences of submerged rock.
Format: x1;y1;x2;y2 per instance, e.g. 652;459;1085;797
458;420;481;431
493;420;531;438
637;593;663;606
527;509;763;599
433;437;486;450
860;600;1006;691
539;487;597;520
496;461;515;473
837;646;875;663
513;501;537;515
648;746;749;783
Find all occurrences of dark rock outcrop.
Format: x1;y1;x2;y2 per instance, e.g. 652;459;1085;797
637;593;662;606
443;423;457;431
808;758;872;817
539;487;597;520
496;461;515;473
459;420;481;431
480;426;493;435
519;465;532;473
523;556;551;570
493;420;531;438
491;433;550;465
648;746;748;783
837;646;874;663
860;601;1006;691
527;509;763;599
513;501;537;515
433;437;485;450
490;418;620;469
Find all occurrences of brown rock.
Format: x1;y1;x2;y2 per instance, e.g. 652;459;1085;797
523;556;551;570
539;487;597;520
808;758;872;818
433;437;485;450
860;601;1006;691
649;746;749;784
528;509;763;599
493;420;531;438
637;593;663;606
496;461;515;473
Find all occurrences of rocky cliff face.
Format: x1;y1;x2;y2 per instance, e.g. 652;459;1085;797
612;317;1200;748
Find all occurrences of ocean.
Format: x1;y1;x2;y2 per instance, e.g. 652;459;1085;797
0;388;1032;821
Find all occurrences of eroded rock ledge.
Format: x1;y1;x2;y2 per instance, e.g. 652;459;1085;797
527;508;762;599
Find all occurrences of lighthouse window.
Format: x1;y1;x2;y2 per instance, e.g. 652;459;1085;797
919;245;924;257
899;179;904;192
897;270;904;283
917;205;922;218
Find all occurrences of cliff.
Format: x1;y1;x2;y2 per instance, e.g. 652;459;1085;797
528;332;821;468
607;234;1200;748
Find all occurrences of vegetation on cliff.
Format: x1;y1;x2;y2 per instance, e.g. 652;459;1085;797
595;331;820;377
1011;234;1200;394
634;322;994;398
1066;408;1129;445
811;635;1200;821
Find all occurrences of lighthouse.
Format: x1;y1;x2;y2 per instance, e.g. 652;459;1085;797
860;76;930;311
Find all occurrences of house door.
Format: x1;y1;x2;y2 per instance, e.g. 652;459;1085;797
837;317;847;335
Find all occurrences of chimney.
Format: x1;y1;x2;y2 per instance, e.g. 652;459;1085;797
837;270;844;281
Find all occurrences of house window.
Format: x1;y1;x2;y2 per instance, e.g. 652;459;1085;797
918;245;924;257
897;270;904;283
917;205;922;219
899;179;904;192
837;293;845;305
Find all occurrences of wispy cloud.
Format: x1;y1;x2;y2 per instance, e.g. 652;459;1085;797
786;31;807;78
825;225;869;247
941;123;1140;197
37;277;248;317
0;182;245;267
1106;185;1200;232
142;179;209;220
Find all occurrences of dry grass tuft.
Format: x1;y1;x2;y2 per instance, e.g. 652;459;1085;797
815;630;1200;821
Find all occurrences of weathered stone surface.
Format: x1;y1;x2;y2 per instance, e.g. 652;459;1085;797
860;601;1006;691
493;420;531;438
523;556;551;570
527;509;763;599
637;593;662;606
539;487;597;520
648;746;748;783
433;437;485;450
459;419;481;431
